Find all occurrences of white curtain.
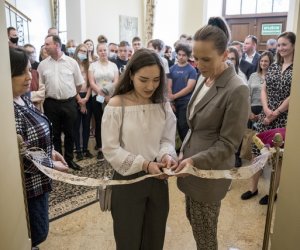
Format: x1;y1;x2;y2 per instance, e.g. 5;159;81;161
145;0;156;43
51;0;59;28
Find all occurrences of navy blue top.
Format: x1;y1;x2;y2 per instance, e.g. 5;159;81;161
168;63;197;104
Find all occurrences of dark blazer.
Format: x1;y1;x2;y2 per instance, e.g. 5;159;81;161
242;52;260;72
239;59;256;80
177;65;249;203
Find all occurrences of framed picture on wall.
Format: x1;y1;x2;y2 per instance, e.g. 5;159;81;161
119;15;138;42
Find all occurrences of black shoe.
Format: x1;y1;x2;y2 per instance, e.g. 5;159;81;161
84;150;93;158
241;190;258;200
235;156;242;168
76;152;84;161
67;160;82;171
259;194;278;205
97;151;104;161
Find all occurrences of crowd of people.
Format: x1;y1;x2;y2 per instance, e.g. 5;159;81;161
8;14;295;250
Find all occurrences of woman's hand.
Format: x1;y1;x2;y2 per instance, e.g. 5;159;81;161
80;105;87;114
104;95;110;103
249;112;258;121
77;97;85;106
168;93;176;101
147;162;169;180
161;154;178;170
52;150;67;165
98;89;104;96
53;160;69;172
263;110;279;125
263;107;273;119
175;157;194;177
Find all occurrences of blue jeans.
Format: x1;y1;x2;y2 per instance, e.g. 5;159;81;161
175;102;189;142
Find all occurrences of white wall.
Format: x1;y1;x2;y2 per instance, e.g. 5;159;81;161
178;0;207;38
153;0;179;49
206;0;223;22
270;3;300;249
287;0;299;31
14;0;52;53
81;0;144;45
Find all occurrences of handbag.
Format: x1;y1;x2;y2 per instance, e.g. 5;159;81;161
97;102;125;212
97;180;113;211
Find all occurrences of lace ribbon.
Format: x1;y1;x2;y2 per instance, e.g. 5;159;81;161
23;148;271;188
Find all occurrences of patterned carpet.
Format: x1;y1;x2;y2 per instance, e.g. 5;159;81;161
49;157;103;221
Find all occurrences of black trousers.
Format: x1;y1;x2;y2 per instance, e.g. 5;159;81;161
248;105;263;129
44;97;77;161
92;96;104;149
74;93;92;152
175;101;189;142
111;171;169;250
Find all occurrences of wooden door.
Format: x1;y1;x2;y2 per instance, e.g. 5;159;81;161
227;18;257;43
226;15;287;52
257;16;287;50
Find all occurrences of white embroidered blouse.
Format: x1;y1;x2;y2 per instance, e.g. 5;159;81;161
101;102;177;176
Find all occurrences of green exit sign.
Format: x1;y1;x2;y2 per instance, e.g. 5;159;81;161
261;23;282;35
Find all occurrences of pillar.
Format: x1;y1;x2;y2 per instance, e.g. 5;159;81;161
178;0;223;37
270;2;300;249
0;1;31;250
65;0;86;42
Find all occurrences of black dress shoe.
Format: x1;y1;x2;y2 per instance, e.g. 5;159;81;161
241;190;258;200
97;151;104;161
259;194;278;205
67;160;82;171
235;156;242;168
83;150;94;158
76;152;84;161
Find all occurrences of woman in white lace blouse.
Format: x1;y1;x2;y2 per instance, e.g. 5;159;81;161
102;48;178;250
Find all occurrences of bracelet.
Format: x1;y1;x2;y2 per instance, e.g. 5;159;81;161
146;161;151;173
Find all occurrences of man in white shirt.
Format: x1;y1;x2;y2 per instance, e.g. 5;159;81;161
38;35;84;170
242;35;261;70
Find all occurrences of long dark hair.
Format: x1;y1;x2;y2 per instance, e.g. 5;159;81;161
9;48;29;77
84;39;97;61
194;16;231;54
113;48;166;105
276;31;296;65
257;51;274;74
